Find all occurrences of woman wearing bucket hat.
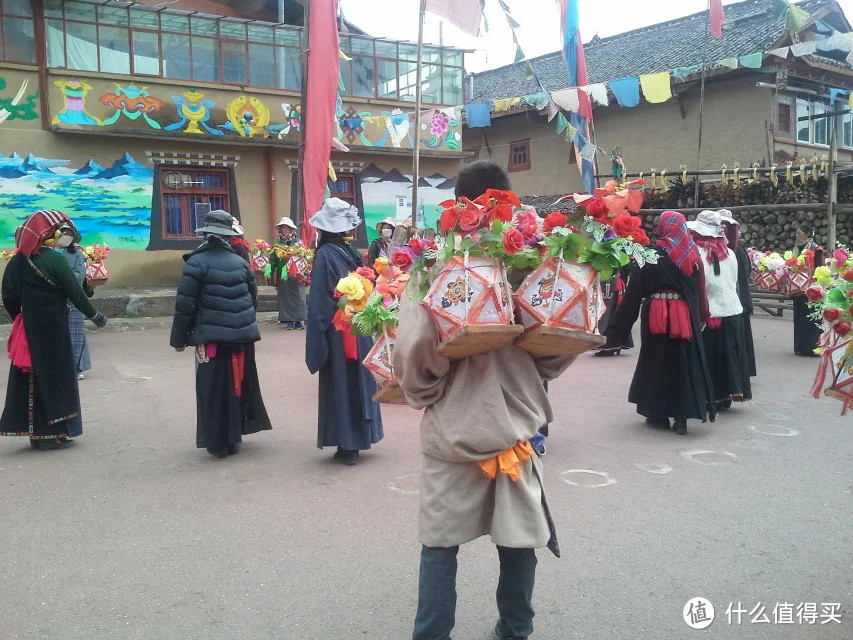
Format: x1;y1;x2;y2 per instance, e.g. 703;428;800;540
269;216;307;330
367;216;397;267
604;211;716;435
228;216;251;263
718;210;756;376
688;211;752;410
305;198;383;466
170;210;272;458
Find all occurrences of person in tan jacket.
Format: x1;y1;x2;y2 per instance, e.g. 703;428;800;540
393;161;577;640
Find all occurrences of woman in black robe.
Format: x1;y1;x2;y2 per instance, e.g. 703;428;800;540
0;210;107;450
718;210;756;377
604;211;716;435
792;224;823;357
306;198;383;466
595;263;635;356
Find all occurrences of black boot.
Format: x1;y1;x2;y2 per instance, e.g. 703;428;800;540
227;443;240;455
337;450;359;466
673;418;687;435
645;416;671;429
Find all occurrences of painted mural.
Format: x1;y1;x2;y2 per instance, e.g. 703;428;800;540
0;77;40;123
335;107;461;151
100;84;164;128
359;163;456;243
165;88;222;135
0;151;153;249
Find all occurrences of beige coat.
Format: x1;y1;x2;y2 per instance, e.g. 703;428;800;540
393;299;576;549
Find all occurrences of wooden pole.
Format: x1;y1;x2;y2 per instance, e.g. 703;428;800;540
410;0;427;231
828;115;839;250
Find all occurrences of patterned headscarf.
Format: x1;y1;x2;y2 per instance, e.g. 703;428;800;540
16;210;72;256
657;211;701;277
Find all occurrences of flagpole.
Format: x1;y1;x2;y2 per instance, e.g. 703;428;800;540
694;1;711;208
411;0;427;231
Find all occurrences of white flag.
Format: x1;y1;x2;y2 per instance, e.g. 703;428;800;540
424;0;485;36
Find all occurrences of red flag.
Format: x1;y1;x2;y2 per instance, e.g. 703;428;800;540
301;0;340;246
424;0;484;37
710;0;725;40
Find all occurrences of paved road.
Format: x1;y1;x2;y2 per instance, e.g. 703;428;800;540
1;315;850;639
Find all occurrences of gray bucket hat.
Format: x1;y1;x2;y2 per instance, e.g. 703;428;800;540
309;197;361;233
686;210;724;238
196;210;238;236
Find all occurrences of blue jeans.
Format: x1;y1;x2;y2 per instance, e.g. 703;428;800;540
412;545;537;640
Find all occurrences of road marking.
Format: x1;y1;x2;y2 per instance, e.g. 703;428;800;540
748;424;800;437
559;469;616;488
389;473;420;495
634;462;673;475
680;450;739;465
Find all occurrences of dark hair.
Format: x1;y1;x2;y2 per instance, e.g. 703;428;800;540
455;160;511;200
798;223;813;235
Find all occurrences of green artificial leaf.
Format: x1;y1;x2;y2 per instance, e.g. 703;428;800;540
618;252;631;267
592;225;606;242
591;253;613;272
635;253;646;268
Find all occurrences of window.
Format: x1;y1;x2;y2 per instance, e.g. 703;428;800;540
508;140;531;172
844;113;853;149
159;168;231;239
793;96;833;146
777;101;792;135
1;0;36;64
796;98;810;143
44;0;303;90
327;174;357;205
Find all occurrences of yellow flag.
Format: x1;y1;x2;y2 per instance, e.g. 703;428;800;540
328;162;337;182
339;49;352;62
639;72;672;103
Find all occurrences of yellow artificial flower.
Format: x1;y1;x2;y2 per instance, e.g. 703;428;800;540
797;254;806;265
784;250;794;260
337;275;366;301
373;256;391;276
814;265;833;286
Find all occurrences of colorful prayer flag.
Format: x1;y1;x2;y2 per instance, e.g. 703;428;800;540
710;0;725;39
424;0;485;37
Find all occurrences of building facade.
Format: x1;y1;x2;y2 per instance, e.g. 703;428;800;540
0;0;466;285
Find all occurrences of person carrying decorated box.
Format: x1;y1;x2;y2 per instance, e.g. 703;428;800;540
269;216;307;330
393;160;577;640
792;222;824;357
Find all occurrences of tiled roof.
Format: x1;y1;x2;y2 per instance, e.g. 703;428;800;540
466;0;844;104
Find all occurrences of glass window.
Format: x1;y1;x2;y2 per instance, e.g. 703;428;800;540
162;33;191;80
796;99;810;143
160;13;189;34
98;6;128;27
843;114;853;149
777;101;791;134
129;7;159;30
99;26;130;75
64;1;96;21
444;50;463;66
275;26;300;47
398;43;418;61
398;60;417;101
45;4;62;18
249;43;275;87
4;0;33;17
377;59;398;99
352;56;375;98
248;24;274;44
132;30;160;75
191;36;218;82
46;18;65;67
219;21;246;40
65;21;98;71
222;40;247;84
350;37;373;56
2;16;35;63
338;58;352;95
814;104;828;145
375;41;397;58
423;46;441;64
442;66;462;105
421;65;442;104
278;46;301;90
191;16;218;36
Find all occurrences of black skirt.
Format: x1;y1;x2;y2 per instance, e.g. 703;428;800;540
742;311;757;377
195;343;271;455
703;315;752;403
793;295;822;356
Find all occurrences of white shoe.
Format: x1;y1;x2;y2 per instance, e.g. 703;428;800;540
77;373;85;380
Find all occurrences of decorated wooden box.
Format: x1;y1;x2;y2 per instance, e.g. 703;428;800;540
362;328;406;405
748;266;761;286
287;255;312;286
85;262;109;287
513;258;606;357
422;255;522;359
786;271;814;296
757;271;786;294
823;338;853;414
251;253;270;274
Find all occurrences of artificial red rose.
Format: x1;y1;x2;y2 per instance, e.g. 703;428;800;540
612;213;642;238
833;248;849;268
835;321;852;337
438;206;459;232
543;212;569;234
806;285;826;303
515;209;540;238
408;238;425;256
843;269;853;282
824;307;842;323
356;266;376;282
503;229;525;255
583;196;609;221
459;207;485;231
391;250;413;272
785;258;799;268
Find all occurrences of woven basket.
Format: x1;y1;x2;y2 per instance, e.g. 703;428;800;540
514;258;605;357
422;255;521;359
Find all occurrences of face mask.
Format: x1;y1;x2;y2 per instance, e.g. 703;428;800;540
57;235;73;248
381;228;393;239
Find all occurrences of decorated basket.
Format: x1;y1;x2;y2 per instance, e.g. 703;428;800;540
85;262;109;287
787;270;814;297
757;271;786;294
362;327;407;405
287;255;312;286
513;258;606;357
748;266;761;286
251;253;270;274
422;255;522;359
822;338;853;414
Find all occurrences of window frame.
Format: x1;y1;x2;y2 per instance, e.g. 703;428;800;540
159;166;232;240
508;139;532;173
0;0;37;65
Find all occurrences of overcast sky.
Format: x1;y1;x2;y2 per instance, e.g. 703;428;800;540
340;0;853;72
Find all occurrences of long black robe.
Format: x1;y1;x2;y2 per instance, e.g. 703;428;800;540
0;249;98;439
793;245;824;356
306;242;383;451
597;264;635;350
605;251;715;422
734;245;757;376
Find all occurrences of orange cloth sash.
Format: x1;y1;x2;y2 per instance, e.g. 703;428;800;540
477;441;535;482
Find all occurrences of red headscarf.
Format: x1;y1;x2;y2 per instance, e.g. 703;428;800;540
16;210;71;256
657;211;701;276
691;234;730;265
